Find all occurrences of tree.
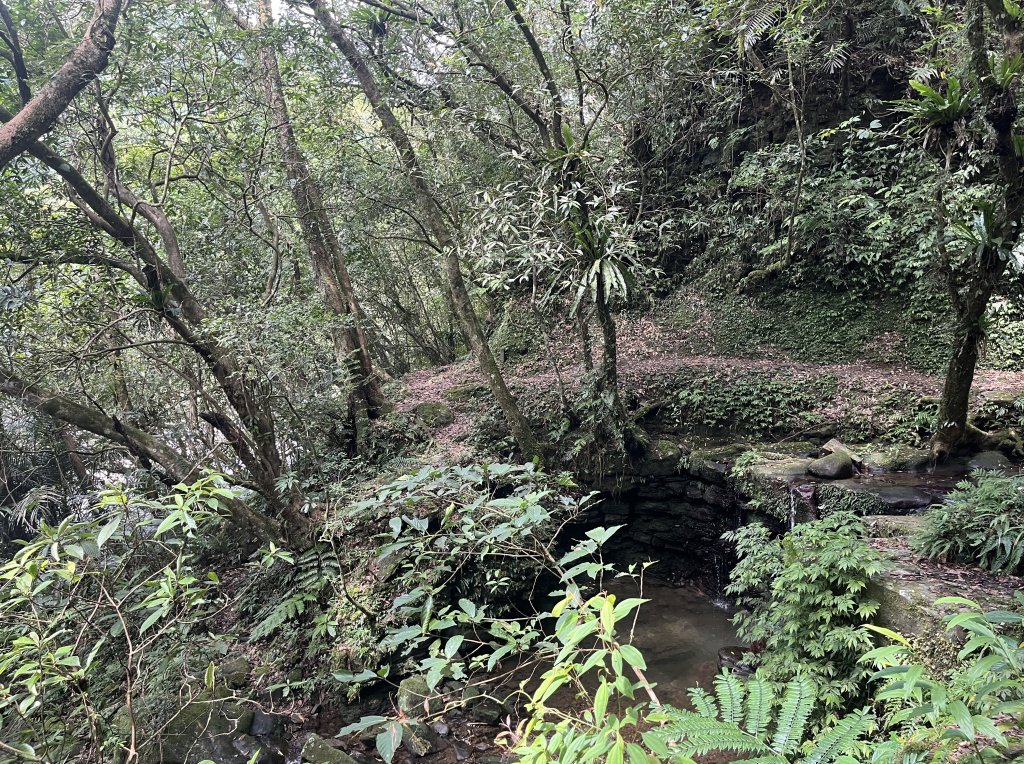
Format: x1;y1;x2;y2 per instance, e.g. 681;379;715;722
218;0;389;454
0;0;121;168
303;0;544;460
903;0;1024;456
0;2;313;542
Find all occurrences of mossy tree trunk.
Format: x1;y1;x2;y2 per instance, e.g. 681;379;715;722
929;0;1023;457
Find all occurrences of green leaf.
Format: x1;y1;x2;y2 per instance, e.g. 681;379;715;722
618;644;647;671
376;721;403;764
97;516;121;548
444;635;464;659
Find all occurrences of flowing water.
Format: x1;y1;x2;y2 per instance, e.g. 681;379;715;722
607;579;738;708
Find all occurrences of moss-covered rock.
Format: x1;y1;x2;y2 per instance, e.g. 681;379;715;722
808;452;855;479
397;675;433;718
301;733;357;764
412;402;455;428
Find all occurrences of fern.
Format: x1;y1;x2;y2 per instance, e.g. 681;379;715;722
771;675;815;754
649;673;873;764
245;544;342;641
745;677;774;737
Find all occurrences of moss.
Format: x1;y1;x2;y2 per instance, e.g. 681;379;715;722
816;484;886;516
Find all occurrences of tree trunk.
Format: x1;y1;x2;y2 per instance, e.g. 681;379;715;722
309;0;543;461
252;0;387;453
0;0;121;169
932;318;984;458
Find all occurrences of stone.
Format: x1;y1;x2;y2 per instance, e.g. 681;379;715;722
749;458;813;484
808;452;855;480
718;646;754;677
640;439;685;476
301;733;358;764
412;402;455;428
822;438;863;466
139;691;255;764
864;514;927;538
250;709;285;737
397;675;433;718
431;721;450;737
862;446;932;473
968;450;1012;471
468;696;508;724
819;482;935;515
444;382;488;401
234;733;285;764
219;655;252;689
401;721;442;756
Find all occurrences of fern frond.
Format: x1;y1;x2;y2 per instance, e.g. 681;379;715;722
803;708;873;764
745;677;773;737
688;686;719;718
770;675;815;755
715;671;746;723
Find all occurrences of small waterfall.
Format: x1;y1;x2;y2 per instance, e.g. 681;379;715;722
788;487;797;530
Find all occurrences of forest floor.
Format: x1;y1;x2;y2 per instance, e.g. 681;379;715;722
396;302;1024;463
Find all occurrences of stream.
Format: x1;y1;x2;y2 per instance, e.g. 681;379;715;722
607;580;738;707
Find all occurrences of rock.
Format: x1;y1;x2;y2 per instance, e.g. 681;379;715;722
718;646;754;677
412;402;455;428
822;438;862;466
468;696;508;725
808;452;855;480
219;655;252;689
234;733;285;764
454;742;472;761
638;439;686;476
301;733;357;764
431;721;450;737
749;458;813;484
862;446;932;473
250;709;285;737
402;721;442;756
397;675;433;718
968;450;1012;471
444;382;487;401
864;514;928;538
819;482;935;515
139;691;254;764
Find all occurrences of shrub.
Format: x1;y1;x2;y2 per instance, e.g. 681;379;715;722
913;470;1024;574
724;513;885;714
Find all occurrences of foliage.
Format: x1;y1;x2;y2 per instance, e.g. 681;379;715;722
646;674;874;763
512;587;663;764
663;369;837;436
724;513;885;714
0;475;238;763
913;470;1024;574
861;596;1024;764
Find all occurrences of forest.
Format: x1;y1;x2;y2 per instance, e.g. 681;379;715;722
3;0;1024;762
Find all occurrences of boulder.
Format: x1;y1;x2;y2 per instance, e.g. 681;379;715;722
250;709;285;738
822;438;863;466
139;690;254;764
968;450;1012;471
301;733;358;764
717;646;754;678
219;655;252;689
397;675;433;718
401;721;443;756
862;446;932;473
412;402;455;428
808;452;855;480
